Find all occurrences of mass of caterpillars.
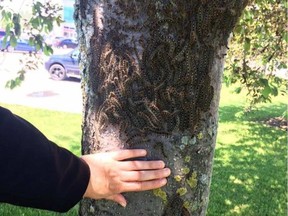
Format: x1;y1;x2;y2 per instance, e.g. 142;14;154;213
94;2;234;137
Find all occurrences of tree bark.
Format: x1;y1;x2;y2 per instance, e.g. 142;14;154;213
75;1;248;215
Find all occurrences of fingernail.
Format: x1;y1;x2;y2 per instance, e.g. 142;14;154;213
142;149;147;156
120;201;127;208
161;178;168;185
165;168;171;176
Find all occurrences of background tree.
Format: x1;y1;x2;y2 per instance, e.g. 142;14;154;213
224;0;287;109
0;0;62;88
74;1;249;215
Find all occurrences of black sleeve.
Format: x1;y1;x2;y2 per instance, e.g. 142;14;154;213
0;106;90;212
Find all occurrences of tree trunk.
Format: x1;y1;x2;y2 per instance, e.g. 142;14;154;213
75;1;248;215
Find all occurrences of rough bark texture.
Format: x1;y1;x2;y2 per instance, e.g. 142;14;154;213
75;1;248;215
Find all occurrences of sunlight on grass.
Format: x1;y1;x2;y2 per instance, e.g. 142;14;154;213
208;86;287;216
0;103;82;156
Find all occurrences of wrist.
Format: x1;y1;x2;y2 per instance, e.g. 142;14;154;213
80;156;93;198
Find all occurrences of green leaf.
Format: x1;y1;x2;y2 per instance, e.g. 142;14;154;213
261;85;271;98
234;25;244;34
2;10;12;21
1;37;7;49
5;24;11;36
259;78;269;87
234;87;242;94
56;17;64;26
43;44;53;56
1;10;5;19
244;37;251;52
31;18;41;29
283;31;288;43
14;23;21;36
10;35;17;47
5;78;21;89
270;85;278;96
47;22;53;32
35;43;41;51
43;45;48;55
29;37;34;45
243;10;253;23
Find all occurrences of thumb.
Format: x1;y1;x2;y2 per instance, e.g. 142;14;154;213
106;194;127;207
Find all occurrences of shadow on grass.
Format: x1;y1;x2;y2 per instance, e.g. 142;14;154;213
218;102;286;123
208;104;287;216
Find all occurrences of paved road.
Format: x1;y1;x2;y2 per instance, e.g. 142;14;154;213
0;52;82;113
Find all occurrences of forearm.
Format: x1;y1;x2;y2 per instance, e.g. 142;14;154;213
0;106;90;212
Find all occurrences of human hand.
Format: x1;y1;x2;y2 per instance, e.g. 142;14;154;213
81;149;170;207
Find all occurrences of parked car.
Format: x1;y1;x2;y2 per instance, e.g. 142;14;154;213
54;38;78;49
0;31;6;39
50;36;64;46
44;48;80;80
0;38;37;53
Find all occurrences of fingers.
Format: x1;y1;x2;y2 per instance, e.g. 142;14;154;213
106;194;127;207
119;160;165;171
121;178;168;192
110;150;167;171
82;150;171;204
120;168;171;182
112;149;147;160
106;177;168;207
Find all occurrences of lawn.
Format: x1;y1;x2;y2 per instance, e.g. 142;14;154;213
0;86;286;215
207;86;287;216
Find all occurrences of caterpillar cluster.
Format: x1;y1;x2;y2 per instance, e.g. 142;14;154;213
93;1;241;139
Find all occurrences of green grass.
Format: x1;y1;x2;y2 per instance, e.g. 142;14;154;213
207;86;287;216
0;105;82;156
0;85;286;215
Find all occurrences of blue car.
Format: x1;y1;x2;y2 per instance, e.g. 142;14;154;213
0;31;6;39
55;38;78;49
0;39;37;53
45;48;80;80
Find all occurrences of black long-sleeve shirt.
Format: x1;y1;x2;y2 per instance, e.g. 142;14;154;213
0;106;90;212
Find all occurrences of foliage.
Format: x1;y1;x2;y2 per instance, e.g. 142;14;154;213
0;0;62;54
0;0;63;89
224;0;287;108
4;52;42;88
